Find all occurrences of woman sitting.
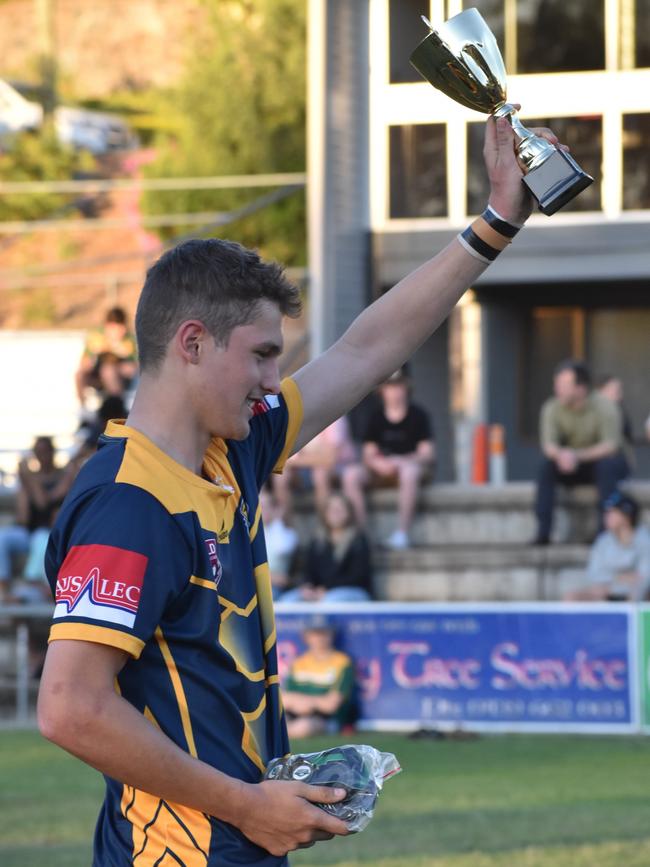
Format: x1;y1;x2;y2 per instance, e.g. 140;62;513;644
280;492;373;603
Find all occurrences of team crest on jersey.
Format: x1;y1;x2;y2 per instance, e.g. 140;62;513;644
53;544;147;628
205;537;223;587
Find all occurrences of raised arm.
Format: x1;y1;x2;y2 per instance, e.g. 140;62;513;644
292;117;561;451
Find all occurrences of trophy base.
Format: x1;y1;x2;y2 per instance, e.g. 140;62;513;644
523;149;593;216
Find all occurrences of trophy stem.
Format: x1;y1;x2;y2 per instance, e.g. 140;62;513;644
494;103;555;172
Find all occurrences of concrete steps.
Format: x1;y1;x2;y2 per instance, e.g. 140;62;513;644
373;544;589;602
4;481;650;603
291;481;650;602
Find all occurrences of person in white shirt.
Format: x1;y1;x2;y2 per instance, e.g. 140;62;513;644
565;491;650;601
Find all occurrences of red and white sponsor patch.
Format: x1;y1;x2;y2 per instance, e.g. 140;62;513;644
251;394;280;415
54;544;147;628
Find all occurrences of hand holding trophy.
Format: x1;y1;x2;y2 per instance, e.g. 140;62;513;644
410;8;593;216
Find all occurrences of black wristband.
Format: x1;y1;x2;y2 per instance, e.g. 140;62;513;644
482;206;521;238
460;225;500;262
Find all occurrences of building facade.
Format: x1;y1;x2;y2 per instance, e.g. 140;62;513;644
308;0;650;481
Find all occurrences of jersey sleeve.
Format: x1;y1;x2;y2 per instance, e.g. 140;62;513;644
245;377;303;486
47;484;192;658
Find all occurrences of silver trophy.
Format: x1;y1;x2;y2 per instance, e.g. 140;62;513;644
410;8;593;215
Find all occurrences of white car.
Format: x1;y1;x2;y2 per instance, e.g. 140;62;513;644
0;80;43;135
54;106;137;154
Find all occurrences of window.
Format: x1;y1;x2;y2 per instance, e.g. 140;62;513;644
467;116;601;215
466;122;491;216
389;124;448;218
516;0;605;73
522;116;602;211
520;305;650;440
636;0;650;67
469;0;506;60
521;308;584;438
390;0;430;83
588;308;650;438
623;114;650;210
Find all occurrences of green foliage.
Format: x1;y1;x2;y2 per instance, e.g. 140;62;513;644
141;0;307;265
0;123;97;222
79;89;185;146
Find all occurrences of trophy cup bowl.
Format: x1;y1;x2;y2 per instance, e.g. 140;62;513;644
409;8;593;215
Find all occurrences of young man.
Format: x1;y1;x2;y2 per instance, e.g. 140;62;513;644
38;116;560;865
75;306;138;406
342;366;435;549
283;616;355;738
533;359;629;544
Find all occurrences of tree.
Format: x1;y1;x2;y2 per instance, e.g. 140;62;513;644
141;0;307;265
0;124;96;223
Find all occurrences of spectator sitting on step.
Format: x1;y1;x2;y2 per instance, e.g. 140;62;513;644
75;306;137;410
280;492;373;603
597;373;634;449
282;615;356;738
565;491;650;602
259;485;299;601
532;359;629;546
0;437;76;603
272;416;358;522
341;366;435;549
77;394;129;449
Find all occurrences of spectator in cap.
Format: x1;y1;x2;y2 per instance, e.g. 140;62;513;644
342;365;434;549
282;616;356;738
533;359;629;545
565;491;650;601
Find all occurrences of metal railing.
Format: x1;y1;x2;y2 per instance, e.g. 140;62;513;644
0;604;53;724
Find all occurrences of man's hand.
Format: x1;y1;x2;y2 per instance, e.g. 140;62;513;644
484;113;568;225
235;780;350;856
365;453;397;478
555;448;578;474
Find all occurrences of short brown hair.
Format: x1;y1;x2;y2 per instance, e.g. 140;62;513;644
135;238;301;372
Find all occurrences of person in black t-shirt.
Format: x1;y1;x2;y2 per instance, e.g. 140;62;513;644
341;367;435;549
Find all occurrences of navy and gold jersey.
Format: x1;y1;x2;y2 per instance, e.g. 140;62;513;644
45;379;303;867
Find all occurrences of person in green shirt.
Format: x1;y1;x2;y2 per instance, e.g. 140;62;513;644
283;616;356;738
533;359;629;544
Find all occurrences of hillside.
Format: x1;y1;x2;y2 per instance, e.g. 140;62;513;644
0;0;200;96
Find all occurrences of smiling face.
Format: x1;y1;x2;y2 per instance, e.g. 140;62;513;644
191;299;284;441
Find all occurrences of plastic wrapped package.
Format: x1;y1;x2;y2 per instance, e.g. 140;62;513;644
263;744;402;833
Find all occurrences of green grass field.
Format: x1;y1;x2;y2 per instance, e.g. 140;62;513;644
1;729;649;866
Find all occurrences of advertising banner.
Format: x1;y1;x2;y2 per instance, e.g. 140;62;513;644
275;603;638;734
